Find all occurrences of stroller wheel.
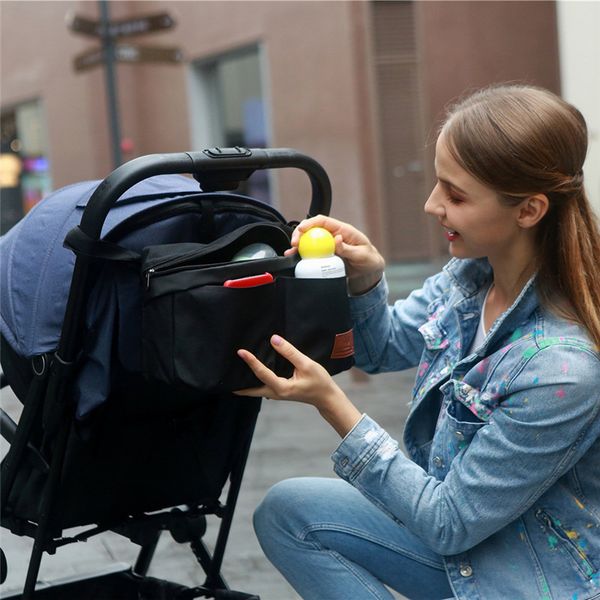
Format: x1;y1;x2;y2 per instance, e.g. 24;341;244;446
0;548;7;584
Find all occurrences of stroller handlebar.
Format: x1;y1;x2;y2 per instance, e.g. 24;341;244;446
80;147;332;239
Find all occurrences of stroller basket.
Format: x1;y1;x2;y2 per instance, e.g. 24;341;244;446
0;148;350;598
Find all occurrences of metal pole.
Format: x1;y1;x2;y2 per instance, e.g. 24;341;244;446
99;0;122;168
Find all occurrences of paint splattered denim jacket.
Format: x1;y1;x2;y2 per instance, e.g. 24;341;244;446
332;258;600;600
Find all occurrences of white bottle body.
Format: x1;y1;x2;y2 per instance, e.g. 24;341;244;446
294;255;346;279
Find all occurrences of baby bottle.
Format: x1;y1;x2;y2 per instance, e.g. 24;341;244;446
294;227;346;279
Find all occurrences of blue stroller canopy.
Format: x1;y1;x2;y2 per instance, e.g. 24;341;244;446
0;175;200;360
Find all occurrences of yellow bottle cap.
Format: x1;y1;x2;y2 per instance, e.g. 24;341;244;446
298;227;336;259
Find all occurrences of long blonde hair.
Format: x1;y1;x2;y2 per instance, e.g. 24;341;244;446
442;84;600;348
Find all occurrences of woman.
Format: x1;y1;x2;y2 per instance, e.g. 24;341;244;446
237;85;600;599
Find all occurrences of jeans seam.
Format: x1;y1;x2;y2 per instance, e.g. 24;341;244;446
299;522;445;571
330;550;392;600
297;528;392;600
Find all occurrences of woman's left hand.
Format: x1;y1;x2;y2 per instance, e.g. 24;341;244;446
235;335;362;437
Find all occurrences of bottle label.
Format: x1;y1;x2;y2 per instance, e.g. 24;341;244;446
294;255;346;278
320;263;345;278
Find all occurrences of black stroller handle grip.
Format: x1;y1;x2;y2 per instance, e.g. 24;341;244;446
80;148;332;240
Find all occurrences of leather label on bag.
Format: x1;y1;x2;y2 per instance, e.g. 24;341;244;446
330;329;355;359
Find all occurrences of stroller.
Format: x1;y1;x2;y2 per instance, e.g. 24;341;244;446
0;148;349;599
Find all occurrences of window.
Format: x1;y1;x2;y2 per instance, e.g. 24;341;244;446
0;99;52;234
188;46;271;203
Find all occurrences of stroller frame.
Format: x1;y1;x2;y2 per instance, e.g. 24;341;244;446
0;147;331;599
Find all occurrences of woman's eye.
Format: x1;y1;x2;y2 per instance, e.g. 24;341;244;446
448;195;463;204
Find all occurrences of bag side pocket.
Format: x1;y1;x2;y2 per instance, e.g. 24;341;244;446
278;276;354;376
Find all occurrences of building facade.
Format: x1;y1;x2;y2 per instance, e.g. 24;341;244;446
2;0;582;261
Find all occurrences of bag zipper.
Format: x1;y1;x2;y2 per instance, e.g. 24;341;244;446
144;255;298;289
143;220;292;286
145;268;155;289
144;261;230;289
145;247;219;273
144;218;291;274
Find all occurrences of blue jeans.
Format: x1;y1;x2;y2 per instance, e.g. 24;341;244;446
253;477;454;600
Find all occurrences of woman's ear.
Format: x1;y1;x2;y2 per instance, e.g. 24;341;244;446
517;194;549;229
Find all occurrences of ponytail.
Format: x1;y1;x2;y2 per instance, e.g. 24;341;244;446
538;189;600;348
442;84;600;349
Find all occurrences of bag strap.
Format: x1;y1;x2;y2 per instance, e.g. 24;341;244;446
180;222;290;261
64;226;141;263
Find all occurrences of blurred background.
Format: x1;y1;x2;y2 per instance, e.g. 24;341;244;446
1;2;599;598
1;0;598;252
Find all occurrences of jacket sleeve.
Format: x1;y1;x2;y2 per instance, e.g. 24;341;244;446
331;343;600;555
350;270;452;373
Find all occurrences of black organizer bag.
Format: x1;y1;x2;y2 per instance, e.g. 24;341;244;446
142;221;355;392
63;148;355;396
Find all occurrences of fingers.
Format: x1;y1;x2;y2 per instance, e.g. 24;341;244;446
233;385;270;397
236;335;314;400
269;335;310;370
336;239;368;261
236;348;282;393
290;215;361;247
237;335;341;409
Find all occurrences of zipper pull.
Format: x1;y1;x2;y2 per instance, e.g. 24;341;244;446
145;268;155;289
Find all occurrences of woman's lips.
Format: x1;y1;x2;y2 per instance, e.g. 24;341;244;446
444;228;459;241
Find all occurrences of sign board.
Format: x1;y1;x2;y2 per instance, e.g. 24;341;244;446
68;12;175;38
74;44;183;72
73;47;105;72
114;44;183;64
67;14;100;37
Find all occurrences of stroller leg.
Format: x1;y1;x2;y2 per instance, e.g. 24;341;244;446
204;419;257;589
1;358;49;509
133;529;161;576
22;419;71;600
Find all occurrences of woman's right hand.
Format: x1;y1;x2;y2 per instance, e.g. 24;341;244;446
287;215;386;295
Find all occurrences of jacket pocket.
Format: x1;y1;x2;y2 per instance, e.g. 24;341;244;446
442;400;486;455
428;392;487;476
535;508;598;581
442;379;499;422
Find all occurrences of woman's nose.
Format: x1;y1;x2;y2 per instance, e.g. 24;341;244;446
424;185;444;216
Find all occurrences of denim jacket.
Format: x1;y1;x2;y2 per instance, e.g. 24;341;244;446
332;258;600;600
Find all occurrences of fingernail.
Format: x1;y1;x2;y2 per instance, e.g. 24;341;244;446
271;335;283;346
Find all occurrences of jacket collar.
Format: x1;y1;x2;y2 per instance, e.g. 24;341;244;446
443;258;493;297
444;258;540;351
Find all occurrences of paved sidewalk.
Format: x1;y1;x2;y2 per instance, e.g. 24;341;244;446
1;262;441;599
1;369;416;600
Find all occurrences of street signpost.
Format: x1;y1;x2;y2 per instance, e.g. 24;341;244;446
67;2;182;167
68;12;176;40
74;44;183;72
